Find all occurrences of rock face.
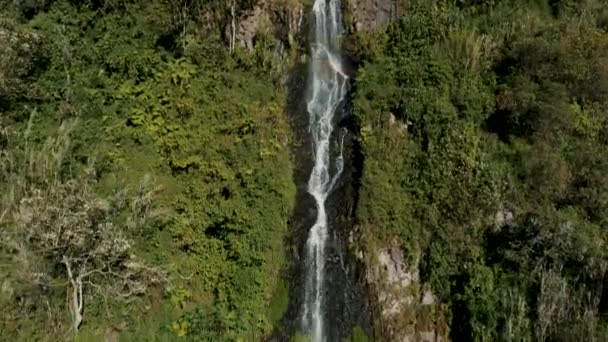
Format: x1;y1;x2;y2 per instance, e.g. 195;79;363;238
225;0;305;51
366;241;448;341
234;5;266;50
344;0;403;33
494;208;514;229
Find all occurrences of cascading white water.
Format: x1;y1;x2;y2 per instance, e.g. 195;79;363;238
301;0;348;340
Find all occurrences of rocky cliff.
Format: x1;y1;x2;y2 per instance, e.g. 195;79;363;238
225;0;306;52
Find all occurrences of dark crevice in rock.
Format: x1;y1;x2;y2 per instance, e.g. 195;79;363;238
269;57;314;342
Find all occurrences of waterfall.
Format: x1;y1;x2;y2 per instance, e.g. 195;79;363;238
301;0;348;340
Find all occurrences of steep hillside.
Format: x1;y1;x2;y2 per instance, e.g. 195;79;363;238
0;0;301;340
351;0;608;340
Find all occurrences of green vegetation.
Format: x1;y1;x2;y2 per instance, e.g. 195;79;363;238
352;0;608;340
2;0;608;340
0;0;295;340
347;325;369;342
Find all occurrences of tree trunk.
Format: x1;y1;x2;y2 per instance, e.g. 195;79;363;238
63;257;83;333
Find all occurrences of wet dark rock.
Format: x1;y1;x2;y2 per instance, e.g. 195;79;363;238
271;41;372;340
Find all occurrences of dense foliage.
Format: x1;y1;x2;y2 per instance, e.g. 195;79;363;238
352;0;608;340
0;0;295;340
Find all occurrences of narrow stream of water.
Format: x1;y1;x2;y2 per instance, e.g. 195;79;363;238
300;0;348;340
